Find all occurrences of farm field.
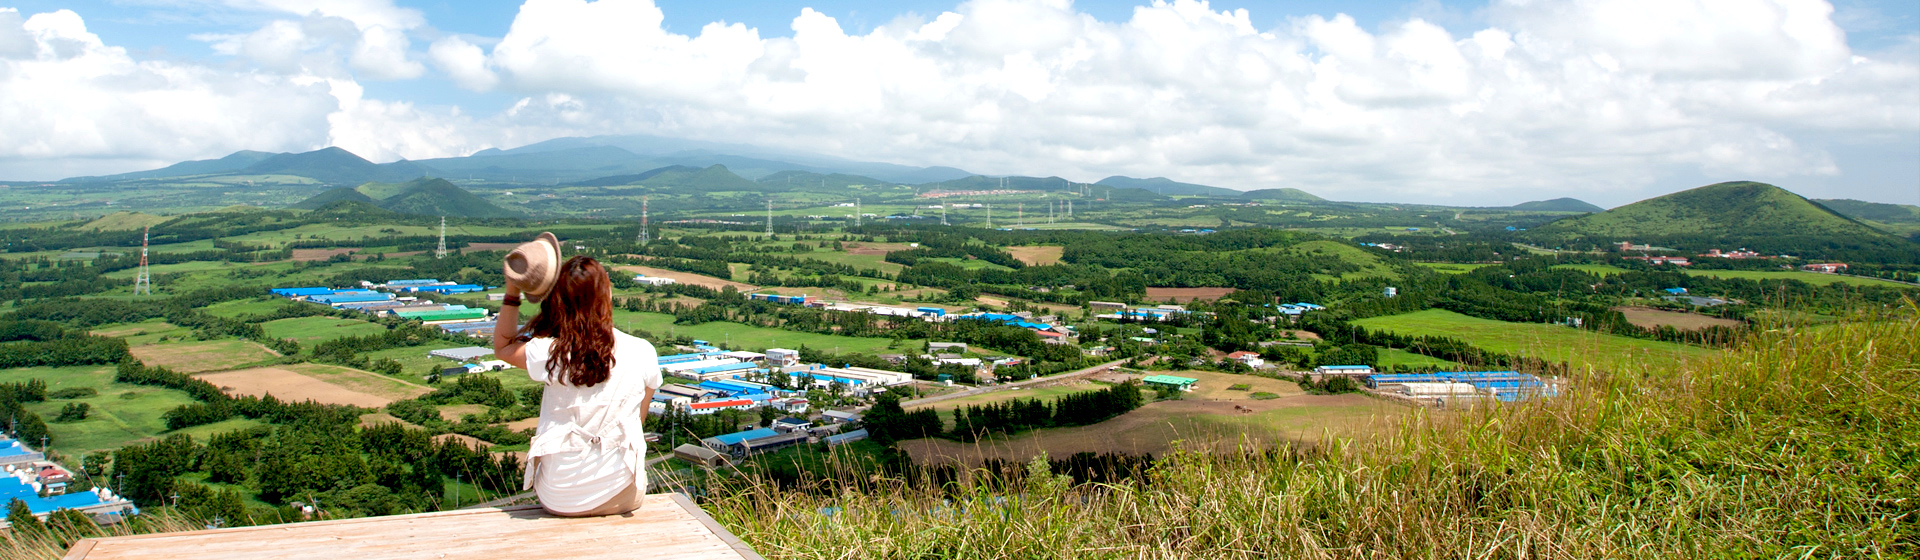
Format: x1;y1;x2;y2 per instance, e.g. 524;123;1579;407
1006;245;1064;266
610;310;900;355
899;391;1398;465
1144;287;1237;302
1681;269;1912;288
1416;262;1493;274
794;249;906;274
1613;306;1743;329
262;316;389;346
129;339;279;373
921;257;1014;271
614;264;757;292
0;365;205;457
89;319;191;345
1377;347;1459;369
201;297;299;319
194;365;418;408
1552;264;1629;276
1352;309;1718;372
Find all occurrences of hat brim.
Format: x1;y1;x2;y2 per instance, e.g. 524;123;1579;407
524;232;562;304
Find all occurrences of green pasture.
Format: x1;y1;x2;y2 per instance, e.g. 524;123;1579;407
201;297;298;319
1415;263;1494;274
795;251;906;274
1552;264;1630;276
1352;309;1717;373
89;319;193;346
921;257;1014;272
610;310;900;355
1682;269;1913;288
0;365;204;457
100;259;245;279
263;316;389;346
1377;347;1459;369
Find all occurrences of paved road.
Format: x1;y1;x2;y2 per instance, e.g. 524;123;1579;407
901;359;1129;408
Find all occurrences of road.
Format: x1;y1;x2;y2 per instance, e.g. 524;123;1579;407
901;359;1129;408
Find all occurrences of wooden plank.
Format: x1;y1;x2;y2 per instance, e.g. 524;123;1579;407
67;494;756;560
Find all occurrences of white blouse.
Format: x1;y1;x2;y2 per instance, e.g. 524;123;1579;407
521;330;663;514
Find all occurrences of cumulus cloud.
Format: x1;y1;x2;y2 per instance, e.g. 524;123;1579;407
468;0;1917;203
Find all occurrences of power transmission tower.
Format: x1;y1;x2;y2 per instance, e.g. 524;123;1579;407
1067;199;1073;219
854;198;861;228
435;217;448;259
765;199;775;240
941;203;948;226
1049;200;1055;224
1017;203;1023;228
986;204;992;228
133;226;151;295
638;196;650;244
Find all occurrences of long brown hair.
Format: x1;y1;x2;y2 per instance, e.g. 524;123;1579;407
523;255;616;386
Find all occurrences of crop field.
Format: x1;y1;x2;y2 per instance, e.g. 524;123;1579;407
262;316;389;346
1552;264;1629;276
795;250;906;274
129;339;280;373
194;365;414;408
89;319;191;345
284;363;433;402
609;310;899;355
201;297;299;319
1352;309;1717;372
1377;347;1459;369
921;257;1014;271
614;265;757;292
1681;269;1912;288
1613;306;1744;329
0;365;204;457
899;392;1396;465
1006;246;1065;266
99;260;245;279
1415;262;1493;274
1144;287;1237;302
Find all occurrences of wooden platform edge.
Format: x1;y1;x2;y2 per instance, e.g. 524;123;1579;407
62;493;766;560
673;493;767;560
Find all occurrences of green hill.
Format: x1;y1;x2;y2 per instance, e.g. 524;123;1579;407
372;178;522;218
1096;176;1239;197
62;150;277;183
1814;199;1920;224
1509;198;1602;212
238;147;434;185
290;187;376;210
1529;181;1915;261
79;211;170;231
1239;188;1325;202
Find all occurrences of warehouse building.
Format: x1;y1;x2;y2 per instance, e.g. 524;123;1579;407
1143;375;1198;392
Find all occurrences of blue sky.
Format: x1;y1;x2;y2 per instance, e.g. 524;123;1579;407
1;0;1915;206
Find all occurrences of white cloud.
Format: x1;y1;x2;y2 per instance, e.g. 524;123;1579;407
464;0;1917;204
2;0;1916;205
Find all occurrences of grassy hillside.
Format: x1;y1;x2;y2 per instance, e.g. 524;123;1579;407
1529;181;1914;261
1095;176;1239;197
290;187;376;210
1509;197;1602;212
1814;198;1920;224
1353;309;1715;372
701;310;1916;558
374;178;523;218
79;211;170;231
1238;187;1324;202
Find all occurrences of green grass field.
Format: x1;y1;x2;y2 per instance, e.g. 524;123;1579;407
1415;263;1493;274
921;257;1013;272
1377;347;1459;369
201;297;299;319
1682;269;1913;288
0;365;204;457
1552;264;1630;276
263;316;390;346
796;251;906;274
1352;309;1717;373
610;310;901;355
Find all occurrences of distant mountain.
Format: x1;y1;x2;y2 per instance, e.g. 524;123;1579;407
922;175;1079;193
290;187;376;210
63;151;279;183
1239;188;1325;202
1105;187;1170;202
1529;181;1913;260
1815;199;1920;224
571;164;760;194
755;170;899;193
375;178;522;218
570;165;704;187
1095;176;1239;197
1509;198;1602;212
493;134;973;184
291;178;519;218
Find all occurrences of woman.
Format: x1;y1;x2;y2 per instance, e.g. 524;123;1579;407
493;255;661;516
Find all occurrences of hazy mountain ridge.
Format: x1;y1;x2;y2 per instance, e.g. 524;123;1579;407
1509;198;1603;212
1095;176;1240;197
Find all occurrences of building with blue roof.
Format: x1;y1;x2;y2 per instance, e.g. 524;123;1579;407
966;313;1053;330
310;293;395;305
271;287;344;298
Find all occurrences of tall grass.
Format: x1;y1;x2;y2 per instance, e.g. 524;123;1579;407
705;304;1918;558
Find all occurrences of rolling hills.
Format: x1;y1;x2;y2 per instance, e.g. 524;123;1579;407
1815;199;1920;224
1528;181;1915;261
1096;176;1240;197
1239;188;1325;202
1509;198;1602;212
290;177;520;218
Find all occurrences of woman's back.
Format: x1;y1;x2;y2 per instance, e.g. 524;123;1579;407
522;330;662;514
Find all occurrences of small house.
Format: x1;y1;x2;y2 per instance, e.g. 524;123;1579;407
1142;375;1198;392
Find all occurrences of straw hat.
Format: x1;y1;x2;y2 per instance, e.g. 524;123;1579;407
504;232;562;303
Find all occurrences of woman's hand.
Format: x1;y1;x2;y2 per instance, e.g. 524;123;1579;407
500;263;524;298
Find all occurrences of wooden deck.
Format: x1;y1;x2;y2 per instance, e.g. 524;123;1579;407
64;493;763;560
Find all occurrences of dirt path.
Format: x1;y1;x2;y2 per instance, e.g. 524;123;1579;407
614;264;758;292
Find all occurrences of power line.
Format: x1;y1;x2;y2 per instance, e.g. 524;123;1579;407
133;226;151;295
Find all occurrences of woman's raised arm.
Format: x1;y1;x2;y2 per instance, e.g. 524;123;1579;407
493;283;529;370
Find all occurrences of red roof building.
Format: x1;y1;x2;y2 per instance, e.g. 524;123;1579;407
687;399;754;415
1801;263;1848;274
